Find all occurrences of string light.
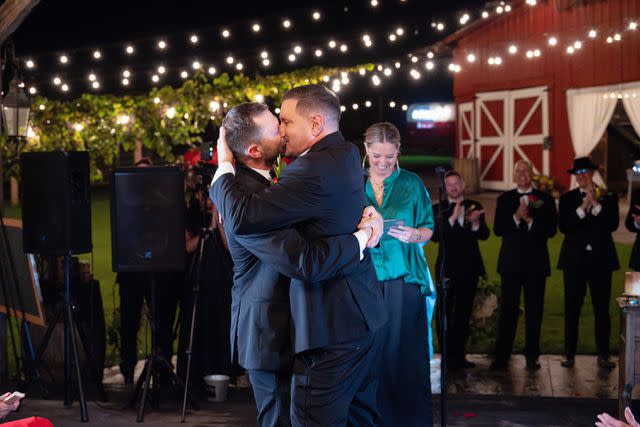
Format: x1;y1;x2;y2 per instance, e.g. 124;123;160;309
288;54;296;62
496;5;504;13
262;58;270;67
402;104;408;111
166;107;176;119
208;66;217;75
372;74;381;86
92;81;100;89
53;76;61;85
152;75;159;83
39;104;45;110
226;56;234;64
340;44;348;52
427;51;434;59
389;34;397;42
180;70;188;79
157;40;167;49
389;101;396;108
158;65;166;74
459;13;470;25
533;49;541;57
384;67;392;76
629;22;638;30
548;36;558;46
589;29;597;38
466;53;476;63
526;0;536;5
61;84;69;92
340;105;346;112
125;45;134;54
122;78;129;86
614;33;622;41
312;11;321;20
365;100;372;108
190;34;199;44
352;103;359;110
436;22;445;31
395;61;401;69
282;19;292;29
328;40;337;49
294;45;302;54
410;69;421;80
396;27;404;36
567;45;575;54
526;50;534;58
59;55;68;64
505;5;512;12
26;59;34;68
260;51;269;59
315;49;323;57
122;69;131;78
252;23;261;32
370;0;379;7
93;50;102;59
482;11;489;19
425;61;435;70
236;62;244;70
255;94;265;103
153;97;161;104
209;101;220;111
221;29;231;38
74;123;83;132
573;40;582;49
192;60;201;69
88;73;96;81
606;36;613;43
29;87;37;95
508;45;518;54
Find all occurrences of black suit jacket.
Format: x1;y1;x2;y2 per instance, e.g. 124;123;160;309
212;132;386;354
494;189;557;277
625;189;640;270
224;163;363;370
431;199;490;279
557;187;619;272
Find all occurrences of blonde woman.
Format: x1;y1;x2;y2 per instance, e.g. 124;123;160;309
363;122;434;426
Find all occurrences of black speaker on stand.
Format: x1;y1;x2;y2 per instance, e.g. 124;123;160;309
21;151;93;423
110;166;196;422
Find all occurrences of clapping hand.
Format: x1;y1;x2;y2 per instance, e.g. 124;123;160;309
449;201;463;223
0;394;19;419
596;407;640;427
216;127;235;165
581;188;594;211
468;208;485;225
515;199;528;222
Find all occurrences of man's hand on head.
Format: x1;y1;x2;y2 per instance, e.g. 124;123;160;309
217;127;235;165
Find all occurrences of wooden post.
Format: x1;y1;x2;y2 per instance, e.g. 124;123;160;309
133;139;142;164
9;176;17;206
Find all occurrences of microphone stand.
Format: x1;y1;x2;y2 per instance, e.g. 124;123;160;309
435;166;450;427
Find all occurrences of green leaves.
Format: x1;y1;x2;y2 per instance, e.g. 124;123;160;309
2;64;372;182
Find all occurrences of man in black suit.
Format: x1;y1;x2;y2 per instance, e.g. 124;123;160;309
216;103;379;427
211;86;386;426
625;188;640;271
558;157;619;369
492;160;557;371
432;170;490;370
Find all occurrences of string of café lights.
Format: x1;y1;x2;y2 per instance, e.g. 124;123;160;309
17;0;639;106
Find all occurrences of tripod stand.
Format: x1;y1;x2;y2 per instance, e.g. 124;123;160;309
130;273;196;423
0;214;42;392
30;254;89;422
180;225;210;422
434;166;450;427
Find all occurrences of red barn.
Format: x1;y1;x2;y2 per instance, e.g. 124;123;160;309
437;0;640;191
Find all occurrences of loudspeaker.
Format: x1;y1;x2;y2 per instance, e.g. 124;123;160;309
110;166;185;272
21;151;92;255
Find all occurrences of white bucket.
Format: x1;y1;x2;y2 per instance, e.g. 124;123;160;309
203;374;230;402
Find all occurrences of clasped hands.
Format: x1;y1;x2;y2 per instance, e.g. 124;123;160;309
217;127;235;165
450;201;485;227
514;199;532;224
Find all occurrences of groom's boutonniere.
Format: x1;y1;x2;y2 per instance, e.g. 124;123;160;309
271;154;287;184
528;194;544;209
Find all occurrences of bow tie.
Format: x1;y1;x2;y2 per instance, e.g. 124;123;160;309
518;191;532;196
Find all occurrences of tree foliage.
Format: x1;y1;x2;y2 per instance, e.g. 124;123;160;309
1;64;373;181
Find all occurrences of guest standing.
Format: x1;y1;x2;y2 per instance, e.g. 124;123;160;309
363;122;434;426
558;157;619;369
432;170;490;370
625;188;640;271
492;160;557;371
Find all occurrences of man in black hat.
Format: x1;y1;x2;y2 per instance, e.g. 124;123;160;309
557;156;619;369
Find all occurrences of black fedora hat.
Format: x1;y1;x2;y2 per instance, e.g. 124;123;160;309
567;156;599;174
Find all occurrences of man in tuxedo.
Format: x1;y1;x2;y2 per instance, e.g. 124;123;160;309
492;160;557;371
558;157;619;369
211;86;386;426
217;102;380;427
432;170;490;370
625;188;640;271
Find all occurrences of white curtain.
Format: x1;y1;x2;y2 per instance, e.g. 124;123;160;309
566;88;618;187
622;92;640;139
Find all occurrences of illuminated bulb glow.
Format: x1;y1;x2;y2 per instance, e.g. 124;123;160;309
548;37;558;46
312;11;321;20
190;34;198;43
208;67;217;75
508;45;518;54
466;54;476;63
126;45;134;54
315;49;323;57
589;29;597;38
93;50;101;59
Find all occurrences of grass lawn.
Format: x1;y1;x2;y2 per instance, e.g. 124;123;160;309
3;187;632;363
423;230;632;355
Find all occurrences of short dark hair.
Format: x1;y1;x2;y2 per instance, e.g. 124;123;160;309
135;157;153;167
444;170;462;180
282;84;341;125
222;103;268;158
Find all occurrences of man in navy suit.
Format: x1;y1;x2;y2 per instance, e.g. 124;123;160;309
211;85;386;426
215;102;380;427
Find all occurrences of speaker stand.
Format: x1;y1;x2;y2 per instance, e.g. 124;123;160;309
130;273;197;423
30;255;89;422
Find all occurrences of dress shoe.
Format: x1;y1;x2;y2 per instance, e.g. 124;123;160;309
489;360;507;371
560;356;574;368
597;356;615;369
526;359;541;371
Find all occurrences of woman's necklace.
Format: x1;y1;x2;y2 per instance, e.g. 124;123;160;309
369;173;386;206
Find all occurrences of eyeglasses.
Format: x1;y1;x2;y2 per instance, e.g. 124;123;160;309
573;168;590;175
